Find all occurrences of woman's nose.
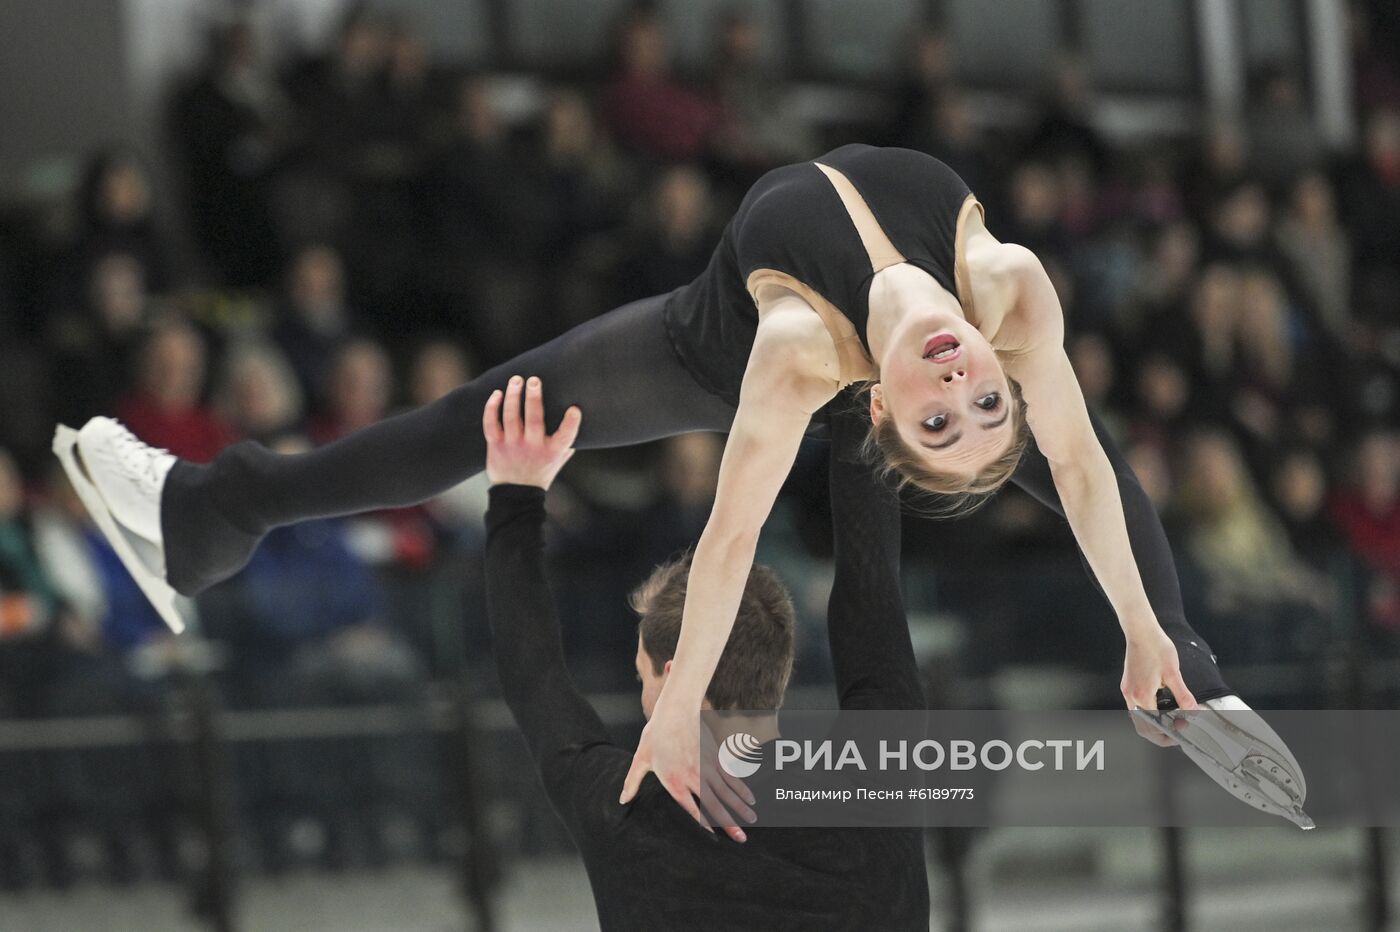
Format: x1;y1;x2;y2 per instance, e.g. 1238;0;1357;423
941;368;967;384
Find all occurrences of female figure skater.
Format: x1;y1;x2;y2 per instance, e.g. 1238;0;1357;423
58;144;1305;830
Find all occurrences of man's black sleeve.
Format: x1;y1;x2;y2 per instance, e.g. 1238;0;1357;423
484;484;619;791
826;403;926;711
1008;409;1232;701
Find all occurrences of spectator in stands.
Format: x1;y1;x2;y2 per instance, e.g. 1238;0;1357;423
1331;430;1400;582
1244;65;1325;185
169;18;287;286
217;342;305;443
383;18;433;136
430;77;555;359
45;252;155;427
1270;447;1346;570
1124;441;1173;512
1351;0;1400;110
1172;430;1328;661
1230;267;1335;451
70;150;171;292
1183;119;1251;221
613;165;717;305
1128;221;1200;339
1275;171;1353;342
116;317;232;462
708;8;814;185
283;5;391;174
1067;331;1124;435
307;338;391;444
638;432;724;564
1203;179;1275;267
1022;54;1108;178
602;5;720;163
533;90;629;256
1129;152;1188;228
886;27;957;155
1332;429;1400;640
1128;353;1195;454
0;449;54;647
1339;107;1400;281
1139;263;1241;417
273;244;355;405
1000;162;1071;272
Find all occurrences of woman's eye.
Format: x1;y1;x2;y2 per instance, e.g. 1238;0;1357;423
923;414;948;431
976;392;1002;411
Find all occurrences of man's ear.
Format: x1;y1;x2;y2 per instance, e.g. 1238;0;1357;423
868;383;886;425
662;659;673;677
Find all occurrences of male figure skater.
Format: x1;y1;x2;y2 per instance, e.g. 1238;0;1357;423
481;376;928;931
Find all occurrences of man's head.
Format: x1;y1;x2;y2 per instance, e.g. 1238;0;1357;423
630;553;795;719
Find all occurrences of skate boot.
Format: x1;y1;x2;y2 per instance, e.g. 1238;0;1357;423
53;418;184;633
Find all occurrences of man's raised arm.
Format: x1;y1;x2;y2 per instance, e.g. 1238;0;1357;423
482;377;612;775
826;399;925;711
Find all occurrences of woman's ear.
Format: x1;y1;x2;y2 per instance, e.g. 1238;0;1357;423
868;383;886;425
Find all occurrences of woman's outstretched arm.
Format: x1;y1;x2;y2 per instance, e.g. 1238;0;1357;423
618;303;837;832
999;245;1199;717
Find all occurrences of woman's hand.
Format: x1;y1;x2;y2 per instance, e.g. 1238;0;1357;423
621;700;755;843
1122;626;1197;747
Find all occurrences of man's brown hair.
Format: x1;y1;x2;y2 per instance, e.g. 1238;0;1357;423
630;553;796;710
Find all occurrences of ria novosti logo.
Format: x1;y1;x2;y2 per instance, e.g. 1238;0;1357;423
718;732;764;778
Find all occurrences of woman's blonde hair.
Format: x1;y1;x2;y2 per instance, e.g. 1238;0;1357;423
860;357;1031;517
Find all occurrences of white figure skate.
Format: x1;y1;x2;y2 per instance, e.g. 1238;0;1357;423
52;419;185;633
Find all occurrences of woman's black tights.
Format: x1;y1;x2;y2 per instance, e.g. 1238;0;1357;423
163;294;737;593
161;287;1233;702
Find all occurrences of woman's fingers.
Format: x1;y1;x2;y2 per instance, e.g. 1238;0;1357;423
1130;713;1179;747
698;778;747;843
668;775;712;833
706;769;756;827
502;376;524;441
481;389;503;445
1166;669;1198;711
619;753;649;805
721;767;756;808
524;377;545;442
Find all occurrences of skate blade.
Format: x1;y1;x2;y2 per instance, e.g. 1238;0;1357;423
1186;707;1308;800
53;425;185;634
1133;709;1314;830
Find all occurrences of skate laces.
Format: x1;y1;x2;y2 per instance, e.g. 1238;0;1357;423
109;425;171;495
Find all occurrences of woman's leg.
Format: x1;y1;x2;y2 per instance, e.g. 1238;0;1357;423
163;293;736;593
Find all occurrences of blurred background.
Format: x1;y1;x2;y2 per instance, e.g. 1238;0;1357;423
0;0;1397;929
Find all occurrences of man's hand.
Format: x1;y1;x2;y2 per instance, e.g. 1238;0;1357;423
483;375;582;490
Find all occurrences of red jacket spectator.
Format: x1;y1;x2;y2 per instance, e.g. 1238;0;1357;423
117;318;232;463
117;394;232;464
602;9;719;162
